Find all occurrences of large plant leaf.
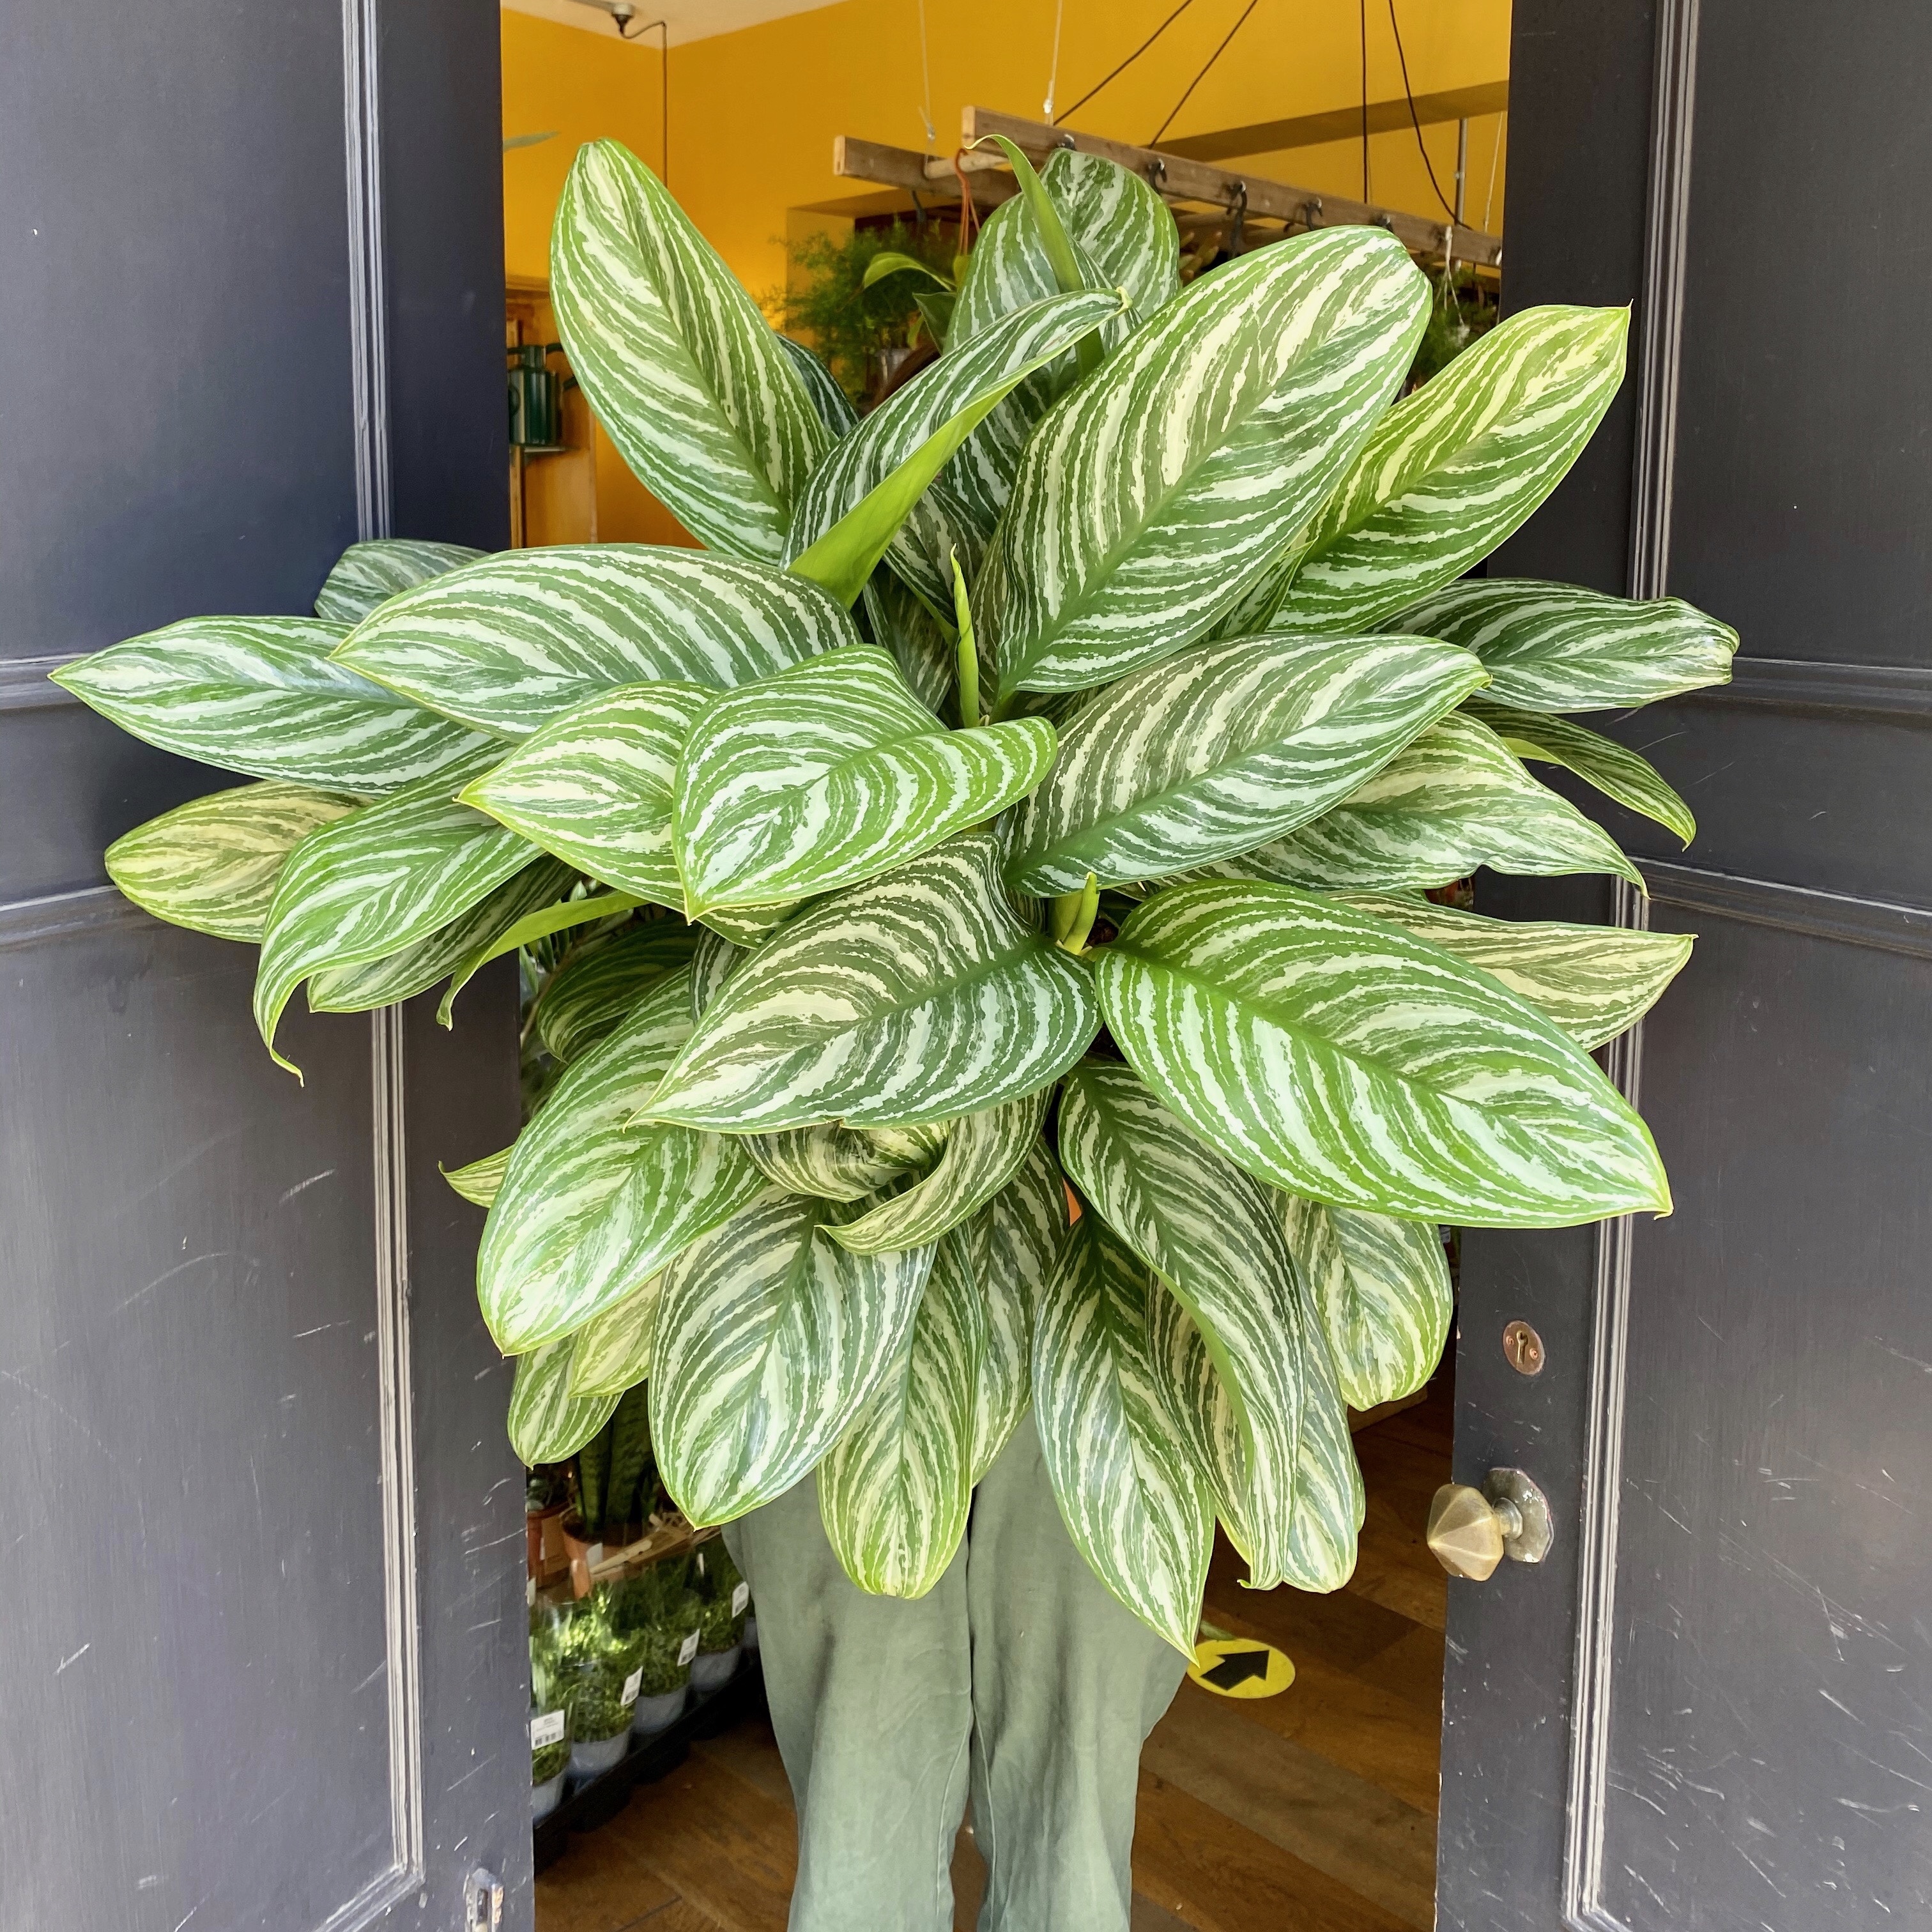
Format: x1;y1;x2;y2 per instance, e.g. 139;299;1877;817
785;290;1123;610
1003;634;1487;896
1057;1059;1306;1588
673;647;1055;915
331;547;856;739
551;139;828;560
817;1222;985;1597
252;753;532;1073
104;781;360;942
477;969;766;1353
1272;307;1629;634
437;889;643;1027
1205;712;1641;892
1096;880;1672;1225
1464;696;1696;845
861;569;955;716
644;831;1099;1132
688;926;740;1021
460;680;712;903
1381;578;1738;714
565;1276;662;1399
1273;1193;1451;1411
972;1138;1068;1480
50;617;485;792
829;1090;1046;1254
535;921;703;1064
776;333;859;436
1032;1211;1212;1654
650;1191;937;1524
1328;891;1692;1051
742;1124;912;1202
509;1336;617;1464
978;228;1427;701
314;538;486;624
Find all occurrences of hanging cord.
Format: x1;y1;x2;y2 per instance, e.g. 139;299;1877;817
1386;0;1458;222
1054;0;1197;128
917;0;937;146
1359;0;1371;202
951;147;982;254
1151;0;1260;147
617;16;670;182
1043;0;1066;121
1483;109;1505;231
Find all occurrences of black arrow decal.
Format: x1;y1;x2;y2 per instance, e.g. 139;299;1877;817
1200;1646;1273;1690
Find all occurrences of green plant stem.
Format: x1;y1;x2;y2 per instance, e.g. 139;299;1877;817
984;135;1102;380
1050;873;1100;953
949;550;981;728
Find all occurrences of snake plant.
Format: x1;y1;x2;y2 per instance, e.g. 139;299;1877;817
57;138;1735;1653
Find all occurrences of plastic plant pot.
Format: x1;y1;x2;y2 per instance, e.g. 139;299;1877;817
567;1729;629;1785
631;1685;687;1736
689;1643;740;1693
532;1768;566;1820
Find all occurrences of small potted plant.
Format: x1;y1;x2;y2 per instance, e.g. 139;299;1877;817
689;1542;751;1694
528;1607;573;1820
556;1586;648;1784
610;1556;705;1736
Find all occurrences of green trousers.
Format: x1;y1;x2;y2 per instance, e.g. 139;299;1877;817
724;1416;1188;1932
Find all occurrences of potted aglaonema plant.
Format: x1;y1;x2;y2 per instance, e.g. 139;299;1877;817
609;1554;704;1735
56;133;1735;1657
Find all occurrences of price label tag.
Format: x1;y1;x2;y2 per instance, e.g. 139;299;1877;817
731;1582;750;1616
677;1630;700;1667
530;1709;566;1750
621;1668;643;1704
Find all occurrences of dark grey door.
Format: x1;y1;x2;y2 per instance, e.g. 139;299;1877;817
0;5;532;1928
1439;3;1932;1928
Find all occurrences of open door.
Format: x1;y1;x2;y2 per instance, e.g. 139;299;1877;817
1441;3;1932;1926
0;4;531;1927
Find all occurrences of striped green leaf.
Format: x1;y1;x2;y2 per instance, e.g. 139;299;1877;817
252;753;535;1073
786;291;1122;611
689;926;740;1021
443;1144;511;1209
1204;712;1641;892
332;547;857;739
551;139;828;560
1380;578;1738;712
972;1138;1068;1480
1273;1193;1451;1411
978;228;1428;700
459;681;712;902
314;538;486;624
565;1276;661;1399
645;830;1100;1131
1004;634;1488;896
1096;880;1673;1225
673;647;1055;915
50;617;484;792
104;781;360;942
1033;1211;1212;1653
437;889;644;1027
862;569;956;716
743;1124;913;1202
817;1220;985;1596
1057;1059;1307;1589
1272;307;1630;634
509;1336;618;1464
1465;696;1696;845
477;969;766;1352
650;1191;937;1524
828;1091;1046;1254
535;921;703;1064
1328;891;1692;1051
778;334;860;436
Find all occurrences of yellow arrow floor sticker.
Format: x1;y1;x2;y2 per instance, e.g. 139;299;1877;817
1187;1636;1296;1699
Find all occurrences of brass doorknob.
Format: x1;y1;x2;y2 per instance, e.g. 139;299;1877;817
1426;1468;1554;1581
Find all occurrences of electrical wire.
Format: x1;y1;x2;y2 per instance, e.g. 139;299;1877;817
1359;0;1370;202
917;0;937;145
1043;0;1066;120
1387;0;1458;222
616;17;670;181
1151;0;1260;148
1052;0;1197;128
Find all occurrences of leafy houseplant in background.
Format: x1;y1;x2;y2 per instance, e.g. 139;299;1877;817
688;1541;750;1691
528;1608;574;1818
555;1588;650;1782
609;1554;705;1735
57;134;1738;1659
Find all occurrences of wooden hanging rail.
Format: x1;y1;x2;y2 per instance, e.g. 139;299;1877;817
832;105;1502;270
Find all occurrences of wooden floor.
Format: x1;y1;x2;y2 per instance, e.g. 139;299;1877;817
536;1380;1452;1932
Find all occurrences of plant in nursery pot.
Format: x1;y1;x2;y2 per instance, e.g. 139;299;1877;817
609;1555;705;1735
528;1604;574;1819
689;1541;751;1691
555;1588;650;1783
58;137;1737;1657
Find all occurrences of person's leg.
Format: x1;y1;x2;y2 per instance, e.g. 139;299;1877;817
964;1415;1191;1932
725;1475;973;1932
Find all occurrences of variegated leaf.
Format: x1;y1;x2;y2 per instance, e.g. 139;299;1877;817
535;920;703;1064
1273;1192;1452;1410
104;781;360;942
1273;307;1629;634
477;969;766;1352
978;228;1428;700
253;753;535;1073
1204;712;1641;892
460;680;712;902
437;889;642;1026
565;1275;662;1399
743;1124;912;1202
861;569;956;715
1465;696;1696;845
1003;634;1487;896
442;1144;511;1209
689;926;740;1021
332;547;856;739
1327;890;1692;1051
829;1090;1048;1254
644;830;1099;1131
650;1191;937;1524
817;1222;985;1596
1379;578;1738;713
314;538;486;624
1096;880;1673;1225
972;1138;1068;1480
50;617;485;792
673;647;1055;914
776;333;859;436
551;139;828;559
1032;1211;1212;1653
509;1336;617;1464
1057;1059;1306;1588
